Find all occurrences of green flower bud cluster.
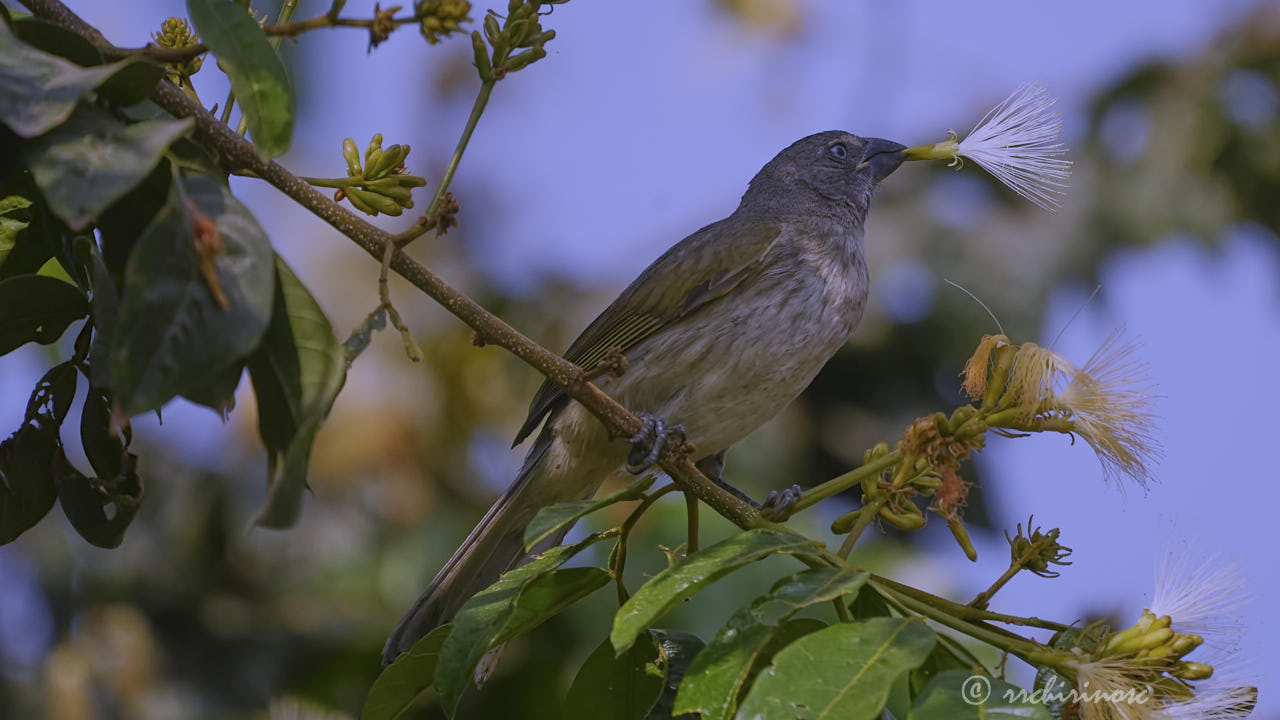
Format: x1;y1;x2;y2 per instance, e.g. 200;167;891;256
1005;519;1072;578
472;0;557;81
151;17;204;80
419;0;473;45
338;134;428;217
1101;610;1210;680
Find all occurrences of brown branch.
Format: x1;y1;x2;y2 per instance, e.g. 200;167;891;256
16;0;766;532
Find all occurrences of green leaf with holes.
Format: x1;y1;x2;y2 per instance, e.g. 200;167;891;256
0;362;78;544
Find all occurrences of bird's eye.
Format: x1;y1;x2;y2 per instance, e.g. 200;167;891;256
830;144;848;159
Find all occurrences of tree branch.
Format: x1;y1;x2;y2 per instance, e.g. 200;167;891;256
17;0;765;532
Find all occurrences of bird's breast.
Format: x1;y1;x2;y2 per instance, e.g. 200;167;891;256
600;230;869;456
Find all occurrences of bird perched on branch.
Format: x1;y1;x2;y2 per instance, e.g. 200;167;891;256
383;131;906;663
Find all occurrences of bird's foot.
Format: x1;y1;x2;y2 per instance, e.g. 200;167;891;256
760;484;804;520
626;413;686;474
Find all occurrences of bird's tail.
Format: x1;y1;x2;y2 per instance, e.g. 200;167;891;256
381;421;611;664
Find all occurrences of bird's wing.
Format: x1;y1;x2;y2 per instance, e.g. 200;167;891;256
513;217;784;445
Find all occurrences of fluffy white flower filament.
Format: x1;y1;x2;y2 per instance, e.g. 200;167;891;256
996;331;1160;487
1073;659;1255;720
904;82;1073;211
1151;549;1249;645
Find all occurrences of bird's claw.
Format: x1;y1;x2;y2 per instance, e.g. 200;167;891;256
760;484;804;520
626;414;686;474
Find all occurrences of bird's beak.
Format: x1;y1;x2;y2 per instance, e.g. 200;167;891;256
858;137;907;183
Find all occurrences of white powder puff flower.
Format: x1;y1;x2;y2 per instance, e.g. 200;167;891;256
905;82;1073;211
1150;547;1249;645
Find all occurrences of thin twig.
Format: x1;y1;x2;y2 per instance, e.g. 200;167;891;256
612;484;680;603
400;81;495;249
379;239;423;362
114;6;427;64
684;491;699;554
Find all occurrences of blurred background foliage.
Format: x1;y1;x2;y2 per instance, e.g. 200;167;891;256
1;0;1278;718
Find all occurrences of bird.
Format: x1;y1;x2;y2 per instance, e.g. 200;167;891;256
383;131;906;664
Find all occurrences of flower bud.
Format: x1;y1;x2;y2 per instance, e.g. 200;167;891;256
365;134;384;164
342;138;362;177
471;30;492;80
1172;662;1214;681
152;17;204;80
878;502;925;531
419;0;473;45
830;508;864;535
502;46;546;73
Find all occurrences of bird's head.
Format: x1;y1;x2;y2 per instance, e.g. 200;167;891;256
743;131;906;216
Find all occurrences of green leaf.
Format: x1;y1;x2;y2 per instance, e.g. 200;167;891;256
186;0;293;158
79;386;130;480
246;255;345;528
849;581;893;619
0;362;78;544
611;528;822;655
0;273;87;355
673;567;869;720
0;33;139;138
435;531;615;716
53;446;142;549
83;239;118;390
523;474;654;551
11;17;104;66
181;361;243;417
495;566;611;644
96;159;173;281
0;424;58;544
736;617;936;720
0;177;57;281
0;197;31;271
361;624;452;720
93;61;165;106
25;104;192;230
111;173;274;415
566;633;666;720
647;629;705;720
911;640;981;697
911;670;1052;720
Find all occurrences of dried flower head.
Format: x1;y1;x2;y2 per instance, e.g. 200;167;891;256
904;82;1072;211
961;333;1010;401
1001;332;1160;487
1052;332;1160;487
